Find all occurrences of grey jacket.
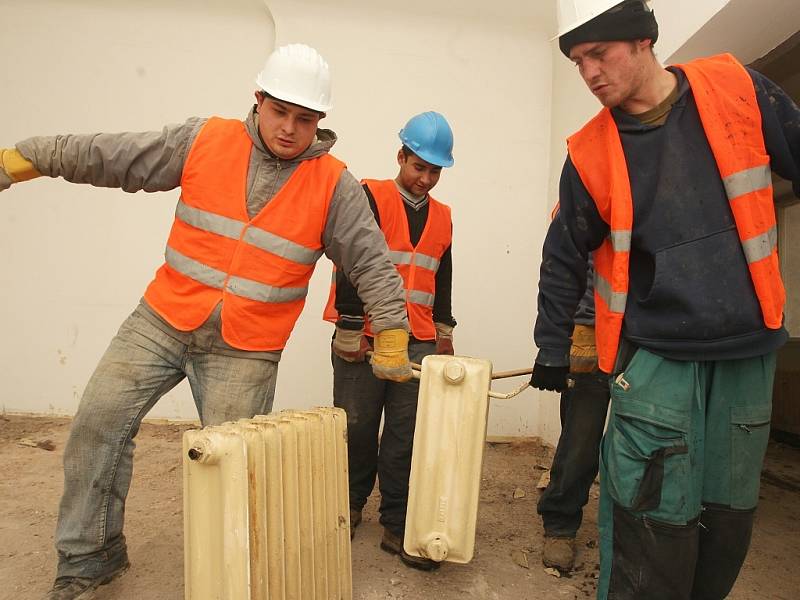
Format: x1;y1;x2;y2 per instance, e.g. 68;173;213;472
15;106;408;359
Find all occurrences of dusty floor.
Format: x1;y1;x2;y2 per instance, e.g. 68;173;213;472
1;415;799;600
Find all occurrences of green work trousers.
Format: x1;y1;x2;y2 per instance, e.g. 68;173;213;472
596;348;776;600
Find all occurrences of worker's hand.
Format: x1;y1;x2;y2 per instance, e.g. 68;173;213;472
1;148;41;188
371;328;413;382
434;322;454;355
530;363;570;392
569;324;598;373
332;326;371;362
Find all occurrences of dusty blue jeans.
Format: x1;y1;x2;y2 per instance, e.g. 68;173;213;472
55;308;278;579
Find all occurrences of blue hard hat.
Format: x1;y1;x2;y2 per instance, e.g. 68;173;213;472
398;111;454;168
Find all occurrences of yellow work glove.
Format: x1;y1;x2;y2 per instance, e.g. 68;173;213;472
0;148;42;190
371;328;413;382
569;324;598;373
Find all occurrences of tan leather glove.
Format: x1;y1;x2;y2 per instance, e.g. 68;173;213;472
569;324;598;373
1;148;41;189
434;322;454;355
332;326;371;362
371;328;413;382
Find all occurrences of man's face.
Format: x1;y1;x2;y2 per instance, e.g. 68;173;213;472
396;150;442;197
255;93;321;159
569;40;651;108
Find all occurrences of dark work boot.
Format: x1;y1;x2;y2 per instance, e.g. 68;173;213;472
690;505;755;600
542;535;577;572
350;509;362;540
380;528;441;571
45;560;130;600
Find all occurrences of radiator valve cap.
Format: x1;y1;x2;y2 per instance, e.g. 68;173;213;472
443;360;466;384
425;535;449;562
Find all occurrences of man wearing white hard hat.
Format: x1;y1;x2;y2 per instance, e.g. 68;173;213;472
0;43;412;599
531;1;800;598
322;111;456;571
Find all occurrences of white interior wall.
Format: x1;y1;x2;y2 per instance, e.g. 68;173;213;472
668;0;800;64
0;0;558;439
266;0;557;439
0;0;275;418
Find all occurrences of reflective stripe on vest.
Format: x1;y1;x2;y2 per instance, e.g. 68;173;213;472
175;199;324;265
321;179;451;340
568;53;784;373
681;55;784;327
594;270;627;314
165;246;308;303
408;290;435;307
144;116;345;350
388;250;441;272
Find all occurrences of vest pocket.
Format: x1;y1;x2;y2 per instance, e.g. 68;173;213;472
730;404;771;509
605;397;692;522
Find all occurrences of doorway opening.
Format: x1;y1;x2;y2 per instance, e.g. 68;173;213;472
750;31;800;446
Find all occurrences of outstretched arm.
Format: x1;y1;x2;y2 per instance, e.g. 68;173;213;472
2;117;205;194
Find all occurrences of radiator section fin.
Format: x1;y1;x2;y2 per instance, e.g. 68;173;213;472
184;407;352;599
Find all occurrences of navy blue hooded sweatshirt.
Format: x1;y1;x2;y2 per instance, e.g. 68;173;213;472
535;65;800;368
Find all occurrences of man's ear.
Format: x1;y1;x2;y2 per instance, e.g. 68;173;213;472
396;148;405;166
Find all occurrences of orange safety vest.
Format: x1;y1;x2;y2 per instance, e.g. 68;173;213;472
568;53;784;373
143;117;345;351
323;179;452;340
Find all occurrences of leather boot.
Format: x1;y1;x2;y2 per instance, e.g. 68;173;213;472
45;561;130;600
350;509;362;540
542;536;577;572
380;528;441;571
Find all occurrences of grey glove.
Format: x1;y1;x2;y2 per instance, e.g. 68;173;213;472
332;326;371;362
0;168;11;192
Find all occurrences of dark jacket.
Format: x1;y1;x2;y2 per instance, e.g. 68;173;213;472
536;66;800;367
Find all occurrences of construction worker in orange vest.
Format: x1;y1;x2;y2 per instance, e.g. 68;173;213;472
323;111;457;571
531;1;799;598
0;44;413;600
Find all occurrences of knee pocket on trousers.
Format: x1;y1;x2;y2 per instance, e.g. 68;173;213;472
605;397;691;521
730;404;771;509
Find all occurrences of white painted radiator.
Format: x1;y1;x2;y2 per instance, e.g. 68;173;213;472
183;407;352;600
404;355;493;564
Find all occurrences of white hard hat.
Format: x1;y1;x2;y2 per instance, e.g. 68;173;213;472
255;43;332;113
554;0;652;39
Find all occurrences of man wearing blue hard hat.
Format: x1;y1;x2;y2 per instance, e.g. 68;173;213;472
323;111;457;570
